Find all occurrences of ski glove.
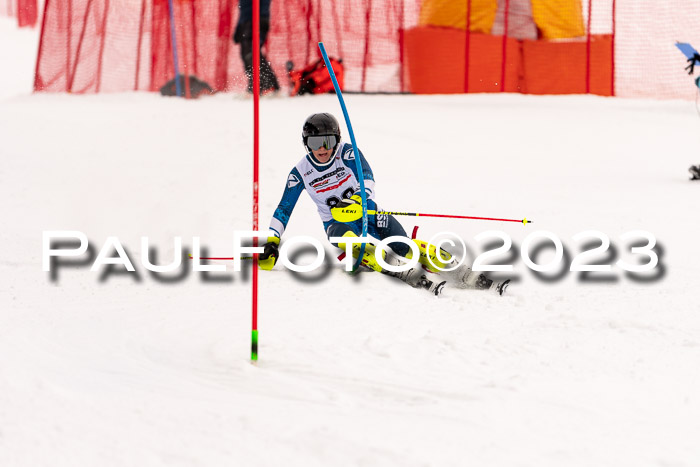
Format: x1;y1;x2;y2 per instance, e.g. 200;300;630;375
331;194;380;222
332;195;364;222
258;236;280;270
335;194;363;209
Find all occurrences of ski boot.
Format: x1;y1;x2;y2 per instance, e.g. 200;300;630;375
399;240;507;296
689;165;700;180
492;279;511;296
438;262;509;295
393;266;446;296
385;254;446;296
475;273;510;296
419;275;447;296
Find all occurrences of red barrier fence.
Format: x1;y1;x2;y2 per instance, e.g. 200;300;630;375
33;0;700;99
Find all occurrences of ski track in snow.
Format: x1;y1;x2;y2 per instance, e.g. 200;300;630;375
2;16;700;467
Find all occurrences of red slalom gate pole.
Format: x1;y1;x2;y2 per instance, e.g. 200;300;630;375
251;0;260;362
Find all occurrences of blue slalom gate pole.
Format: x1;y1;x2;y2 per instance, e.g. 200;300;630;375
167;0;182;97
318;42;368;272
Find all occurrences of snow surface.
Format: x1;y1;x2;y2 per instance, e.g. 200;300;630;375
2;16;700;467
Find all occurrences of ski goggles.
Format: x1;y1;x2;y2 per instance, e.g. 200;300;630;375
306;135;338;151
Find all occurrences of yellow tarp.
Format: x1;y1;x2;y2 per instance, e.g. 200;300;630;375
419;0;498;34
420;0;585;40
531;0;585;39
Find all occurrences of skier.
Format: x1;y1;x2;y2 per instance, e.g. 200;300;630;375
257;113;509;296
691;165;700;180
233;0;280;95
684;50;700;180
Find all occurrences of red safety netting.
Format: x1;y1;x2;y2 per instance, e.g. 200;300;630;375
273;0;420;93
32;0;700;99
34;0;420;94
1;0;39;27
0;0;14;17
614;1;700;99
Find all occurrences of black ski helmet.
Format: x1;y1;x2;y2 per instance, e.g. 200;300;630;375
302;113;341;153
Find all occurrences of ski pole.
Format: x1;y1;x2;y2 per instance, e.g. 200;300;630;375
331;205;532;225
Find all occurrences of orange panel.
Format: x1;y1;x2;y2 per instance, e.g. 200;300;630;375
522;35;612;95
404;26;522;94
588;36;614;96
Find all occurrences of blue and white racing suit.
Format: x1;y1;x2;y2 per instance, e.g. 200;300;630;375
268;141;410;256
